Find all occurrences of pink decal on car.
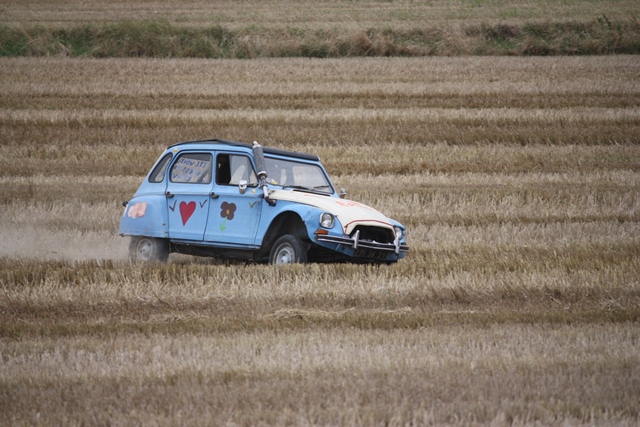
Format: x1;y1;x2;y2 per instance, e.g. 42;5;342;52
127;202;147;218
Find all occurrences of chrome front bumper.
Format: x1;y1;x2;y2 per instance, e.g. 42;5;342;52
315;229;409;255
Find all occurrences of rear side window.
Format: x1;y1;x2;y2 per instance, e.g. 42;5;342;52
148;153;173;183
170;153;212;184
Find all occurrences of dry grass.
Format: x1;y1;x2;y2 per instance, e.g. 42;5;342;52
1;55;639;425
1;56;638;177
1;326;639;425
2;0;637;29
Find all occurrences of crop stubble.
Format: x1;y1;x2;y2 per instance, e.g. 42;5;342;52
0;56;639;425
2;0;636;28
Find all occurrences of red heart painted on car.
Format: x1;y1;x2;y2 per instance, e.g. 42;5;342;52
179;201;196;225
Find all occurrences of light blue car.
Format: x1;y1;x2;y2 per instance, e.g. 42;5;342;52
119;139;409;264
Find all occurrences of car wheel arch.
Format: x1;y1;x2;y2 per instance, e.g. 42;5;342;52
258;211;309;257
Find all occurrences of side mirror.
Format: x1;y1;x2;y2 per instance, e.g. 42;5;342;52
339;188;347;199
238;180;248;194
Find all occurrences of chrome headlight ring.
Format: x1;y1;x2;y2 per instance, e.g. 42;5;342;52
394;226;404;240
393;226;403;254
319;212;335;229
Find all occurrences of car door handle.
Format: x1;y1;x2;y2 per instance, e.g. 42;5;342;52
166;191;174;198
210;192;219;199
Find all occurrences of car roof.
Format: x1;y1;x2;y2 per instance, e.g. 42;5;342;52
168;138;320;162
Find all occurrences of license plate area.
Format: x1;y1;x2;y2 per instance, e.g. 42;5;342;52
354;249;388;260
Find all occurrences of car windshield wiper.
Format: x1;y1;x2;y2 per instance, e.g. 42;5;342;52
284;185;330;194
284;185;313;191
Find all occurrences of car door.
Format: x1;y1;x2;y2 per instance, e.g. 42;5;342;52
203;152;263;247
165;151;214;241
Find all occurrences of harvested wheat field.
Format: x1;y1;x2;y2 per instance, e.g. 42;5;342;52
1;53;639;425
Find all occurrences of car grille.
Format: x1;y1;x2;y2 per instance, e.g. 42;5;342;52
350;226;394;244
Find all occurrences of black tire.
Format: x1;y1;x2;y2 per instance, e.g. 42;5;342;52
269;234;308;265
129;236;170;263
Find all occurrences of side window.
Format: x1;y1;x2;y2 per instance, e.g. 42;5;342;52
148;153;173;183
170;153;212;184
216;154;258;186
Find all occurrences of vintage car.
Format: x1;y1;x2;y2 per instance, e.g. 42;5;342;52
119;139;409;264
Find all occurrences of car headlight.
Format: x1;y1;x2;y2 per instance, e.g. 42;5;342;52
394;226;403;240
319;212;335;229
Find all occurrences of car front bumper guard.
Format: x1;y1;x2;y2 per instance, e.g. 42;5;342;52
315;230;409;255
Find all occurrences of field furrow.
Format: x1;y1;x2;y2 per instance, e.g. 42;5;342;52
1;54;639;425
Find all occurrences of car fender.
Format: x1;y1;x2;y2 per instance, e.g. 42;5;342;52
268;189;395;235
118;195;169;238
256;200;341;244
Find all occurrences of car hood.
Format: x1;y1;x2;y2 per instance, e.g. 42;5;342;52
269;189;394;235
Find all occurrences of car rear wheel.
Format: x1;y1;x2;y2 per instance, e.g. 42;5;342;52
269;234;308;265
129;236;170;263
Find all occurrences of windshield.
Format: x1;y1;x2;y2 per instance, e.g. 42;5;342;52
265;157;333;194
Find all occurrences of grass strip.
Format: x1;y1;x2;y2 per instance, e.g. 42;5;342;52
2;309;639;340
1;18;639;57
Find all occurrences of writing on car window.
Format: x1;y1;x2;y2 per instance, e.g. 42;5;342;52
170;153;212;184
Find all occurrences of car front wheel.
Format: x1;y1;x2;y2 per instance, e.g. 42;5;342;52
129;236;170;263
269;235;308;265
